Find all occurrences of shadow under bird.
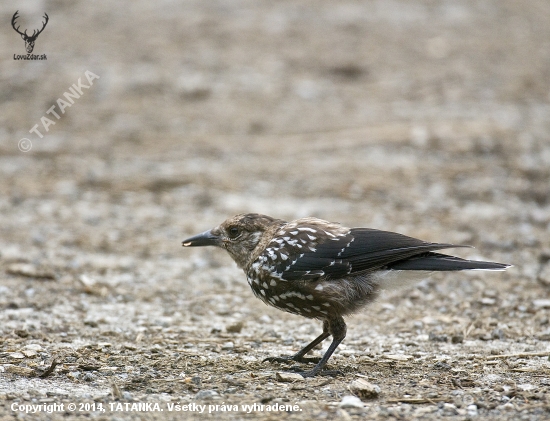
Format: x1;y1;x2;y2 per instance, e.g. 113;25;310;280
182;213;510;377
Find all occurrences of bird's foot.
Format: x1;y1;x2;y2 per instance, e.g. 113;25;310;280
263;355;321;365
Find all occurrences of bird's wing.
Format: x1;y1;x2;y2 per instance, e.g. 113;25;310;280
267;227;465;282
386;252;510;271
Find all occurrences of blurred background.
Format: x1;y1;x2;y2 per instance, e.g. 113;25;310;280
1;0;550;410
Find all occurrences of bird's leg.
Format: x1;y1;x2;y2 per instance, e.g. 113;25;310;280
299;316;347;378
264;320;330;365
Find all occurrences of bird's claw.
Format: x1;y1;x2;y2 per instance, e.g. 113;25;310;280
263;355;294;364
264;355;342;377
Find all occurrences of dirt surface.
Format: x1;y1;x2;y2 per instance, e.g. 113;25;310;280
1;0;550;419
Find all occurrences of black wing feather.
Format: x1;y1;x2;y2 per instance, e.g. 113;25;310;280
337;229;466;272
387;252;510;271
274;228;467;282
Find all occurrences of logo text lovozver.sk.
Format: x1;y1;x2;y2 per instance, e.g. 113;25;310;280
14;53;47;60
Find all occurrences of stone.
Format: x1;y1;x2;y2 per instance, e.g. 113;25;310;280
195;390;220;400
350;378;381;400
5;365;35;376
533;299;550;309
276;372;304;382
339;395;364;409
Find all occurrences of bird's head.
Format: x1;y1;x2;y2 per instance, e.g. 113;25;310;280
182;213;284;268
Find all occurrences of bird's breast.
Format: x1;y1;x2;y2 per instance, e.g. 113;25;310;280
245;261;340;319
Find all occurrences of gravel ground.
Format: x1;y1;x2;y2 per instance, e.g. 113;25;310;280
1;0;550;420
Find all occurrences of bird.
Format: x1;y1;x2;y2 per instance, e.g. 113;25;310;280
182;213;510;377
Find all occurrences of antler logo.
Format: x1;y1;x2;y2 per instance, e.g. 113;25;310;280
12;10;49;54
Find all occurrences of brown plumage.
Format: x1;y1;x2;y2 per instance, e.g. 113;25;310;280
182;213;510;377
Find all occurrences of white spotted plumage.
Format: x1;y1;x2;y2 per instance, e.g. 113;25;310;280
183;213;511;377
243;219;352;319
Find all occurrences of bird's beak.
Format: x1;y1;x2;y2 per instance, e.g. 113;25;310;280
182;229;220;247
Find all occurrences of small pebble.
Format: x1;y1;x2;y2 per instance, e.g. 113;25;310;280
226;321;244;333
433;361;451;370
5;365;35;376
67;372;81;380
350;378;380;400
480;297;496;306
429;332;448;342
339;395;364;409
83;373;95;382
24;344;43;351
443;403;457;413
195;390;219;400
491;328;505;340
6;263;55;279
276;372;304;382
221;341;234;350
533;299;550;309
259;315;272;324
383;354;412;361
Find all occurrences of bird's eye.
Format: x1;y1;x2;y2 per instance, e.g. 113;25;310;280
228;226;241;239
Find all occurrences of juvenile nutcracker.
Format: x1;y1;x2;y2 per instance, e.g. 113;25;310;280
182;213;510;377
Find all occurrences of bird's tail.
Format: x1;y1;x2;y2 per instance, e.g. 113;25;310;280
387;252;511;271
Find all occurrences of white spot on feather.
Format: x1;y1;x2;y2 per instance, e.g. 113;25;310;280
298;227;317;233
